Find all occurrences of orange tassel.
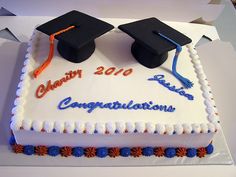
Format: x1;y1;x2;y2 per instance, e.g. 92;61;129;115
33;25;75;78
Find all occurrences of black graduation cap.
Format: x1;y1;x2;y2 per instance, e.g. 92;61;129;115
33;10;114;78
36;10;114;63
118;18;193;88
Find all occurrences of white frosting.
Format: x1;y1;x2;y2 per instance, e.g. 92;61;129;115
207;123;216;133
192;123;201;134
156;124;165;135
75;121;85;134
106;122;115;134
32;120;42;132
22;119;32;131
146;122;155;134
65;121;75;133
174;124;184;135
11;106;23;116
44;121;54;133
95;123;106;134
11;115;18;122
85;122;95;134
10;119;22;131
116;122;126;133
126;122;135;133
54;121;64;133
135;122;145;133
214;122;220;130
200;123;209;133
165;124;174;135
11;20;220;148
183;123;192;134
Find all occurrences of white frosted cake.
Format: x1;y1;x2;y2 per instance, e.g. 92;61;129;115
10;18;219;158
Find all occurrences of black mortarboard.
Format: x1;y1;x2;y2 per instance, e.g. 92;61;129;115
33;10;114;78
118;18;193;88
118;18;191;68
36;10;114;63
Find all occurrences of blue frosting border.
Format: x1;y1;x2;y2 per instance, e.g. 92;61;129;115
10;135;213;158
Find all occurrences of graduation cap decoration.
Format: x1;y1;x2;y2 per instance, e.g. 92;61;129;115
118;18;193;88
33;10;114;78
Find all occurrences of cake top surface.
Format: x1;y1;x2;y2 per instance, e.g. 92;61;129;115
11;19;219;135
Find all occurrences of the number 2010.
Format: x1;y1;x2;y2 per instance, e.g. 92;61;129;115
94;66;133;76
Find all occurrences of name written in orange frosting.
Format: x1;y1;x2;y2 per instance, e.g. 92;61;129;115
35;69;82;99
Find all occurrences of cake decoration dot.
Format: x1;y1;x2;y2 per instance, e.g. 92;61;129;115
154;147;165;157
35;146;47;156
165;148;176;158
96;147;108;158
186;148;196;158
131;147;142;157
176;147;187;157
61;146;72;157
72;147;84;157
23;145;34;155
48;146;60;156
9;135;16;145
120;147;131;157
108;147;120;157
12;144;23;153
84;147;96;158
206;144;214;154
197;147;207;158
142;147;154;156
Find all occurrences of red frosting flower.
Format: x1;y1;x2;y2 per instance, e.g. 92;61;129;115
131;147;142;157
197;147;207;158
12;144;24;153
108;147;120;158
154;147;165;157
85;147;96;158
176;147;187;157
61;146;72;157
35;146;47;156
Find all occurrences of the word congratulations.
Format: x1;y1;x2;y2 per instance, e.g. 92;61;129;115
35;69;82;99
148;74;194;100
58;97;176;113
